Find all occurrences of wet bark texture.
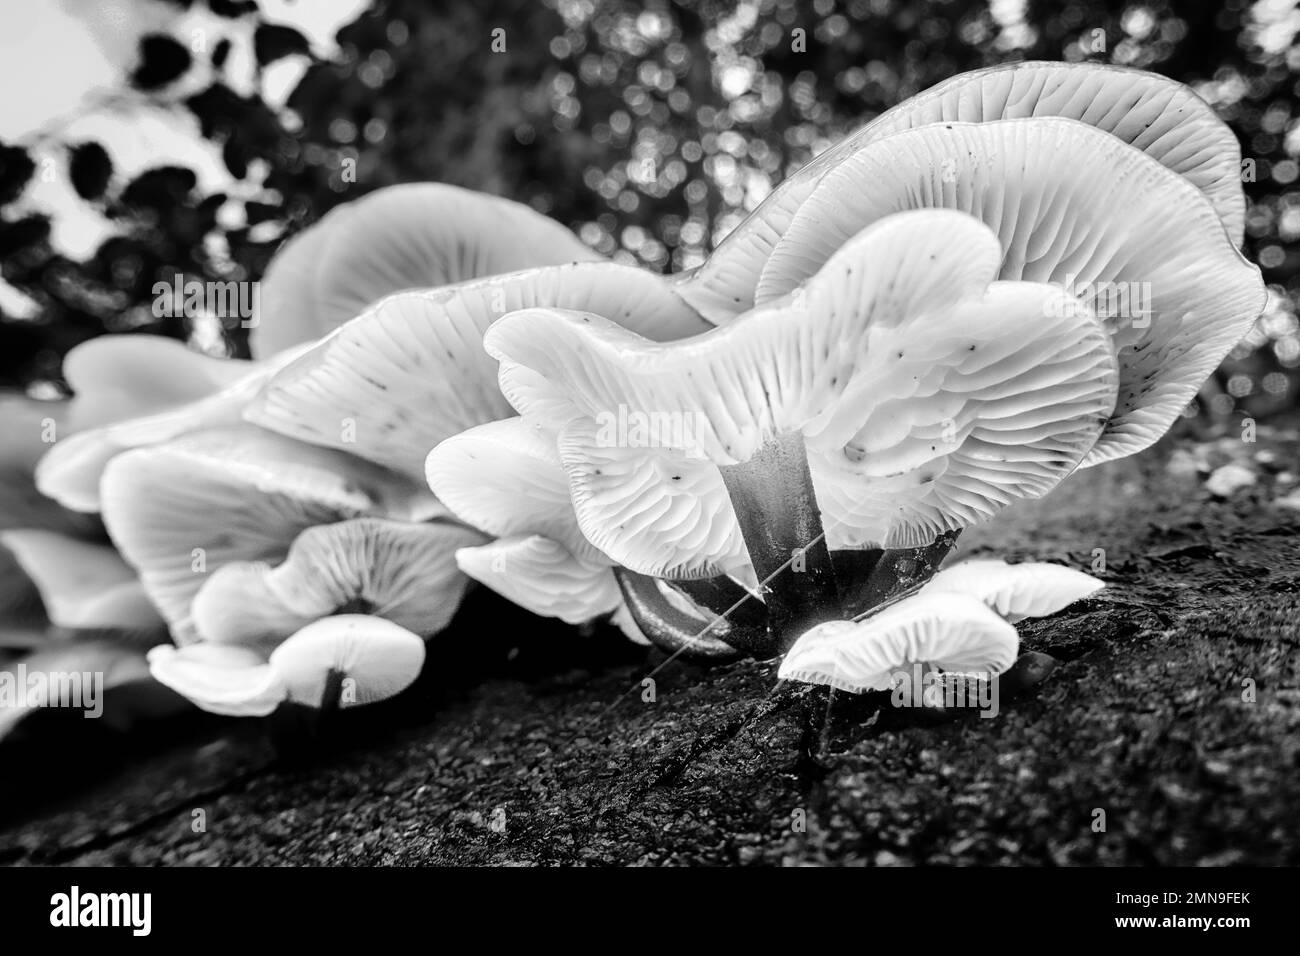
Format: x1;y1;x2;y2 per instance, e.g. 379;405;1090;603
2;422;1298;866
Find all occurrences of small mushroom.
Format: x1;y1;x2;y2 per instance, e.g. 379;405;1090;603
778;592;1019;694
679;61;1244;323
919;559;1105;622
100;424;435;642
146;615;426;716
0;529;163;631
250;183;603;358
189;517;484;647
269;615;426;709
754;117;1265;465
246;262;709;481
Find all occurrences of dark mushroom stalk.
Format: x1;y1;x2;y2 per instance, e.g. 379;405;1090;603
617;431;963;661
717;432;840;654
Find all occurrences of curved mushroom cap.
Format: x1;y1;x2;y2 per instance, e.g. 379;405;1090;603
36;346;305;514
101;425;434;643
778;592;1019;693
146;643;284;717
427;418;633;630
681;61;1244;322
0;529;163;631
456;535;623;626
425;417;602;562
554;417;750;581
756;118;1265;465
61;334;252;432
3;640;163;740
190;518;483;647
270;615;426;708
246;262;708;481
921;559;1104;623
486;210;1118;574
251;183;602;357
148;615;427;716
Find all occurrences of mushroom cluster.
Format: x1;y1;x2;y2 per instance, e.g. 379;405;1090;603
4;62;1266;731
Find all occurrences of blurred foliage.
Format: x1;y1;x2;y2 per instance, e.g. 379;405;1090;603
1;0;1298;420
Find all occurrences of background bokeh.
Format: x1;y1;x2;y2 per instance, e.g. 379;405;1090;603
2;0;1298;422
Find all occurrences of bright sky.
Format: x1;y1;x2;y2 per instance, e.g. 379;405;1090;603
0;0;367;273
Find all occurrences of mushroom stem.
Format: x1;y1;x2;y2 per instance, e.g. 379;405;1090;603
668;576;767;627
830;547;885;613
319;667;345;713
614;569;746;662
847;531;962;618
717;431;841;656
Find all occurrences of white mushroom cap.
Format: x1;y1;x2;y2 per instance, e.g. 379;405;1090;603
190;518;483;647
920;559;1105;623
681;61;1244;323
756;118;1264;465
0;529;162;631
145;643;284;717
251;183;603;357
426;418;634;631
555;416;750;581
60;334;251;432
425;417;602;562
101;424;435;643
246;262;708;481
146;615;426;716
36;345;306;514
270;615;426;708
486;210;1118;573
778;592;1019;694
37;335;261;515
455;534;622;626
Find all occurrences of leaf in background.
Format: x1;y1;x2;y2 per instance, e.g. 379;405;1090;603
0;215;50;260
254;22;312;66
68;142;112;201
130;34;192;91
119;166;197;212
0;143;35;206
222;137;249;178
212;37;232;69
210;0;259;17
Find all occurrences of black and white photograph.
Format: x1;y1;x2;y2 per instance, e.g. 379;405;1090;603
0;0;1295;924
